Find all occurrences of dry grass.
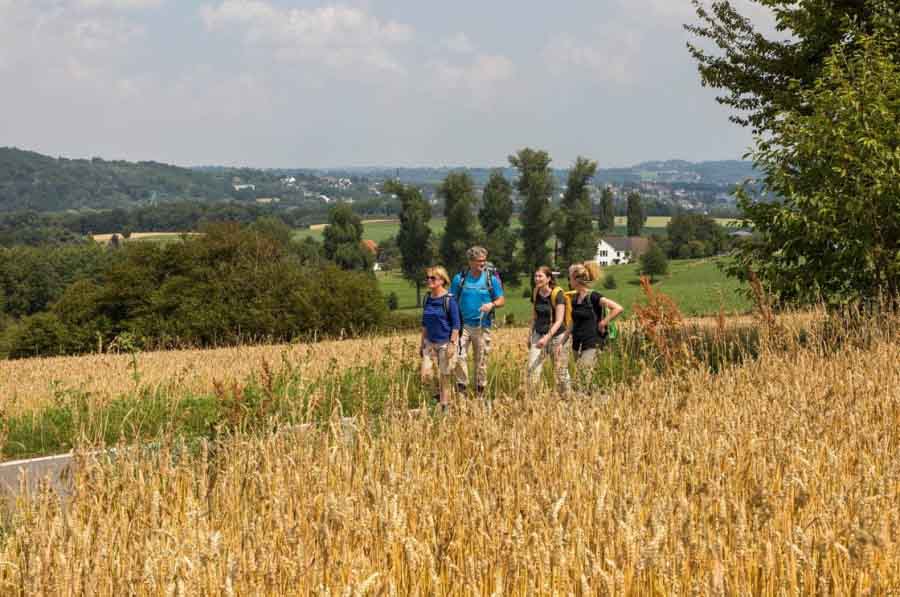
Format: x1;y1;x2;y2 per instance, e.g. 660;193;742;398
0;314;817;416
0;331;425;415
1;311;898;594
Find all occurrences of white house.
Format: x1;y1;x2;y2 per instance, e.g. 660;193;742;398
595;236;650;266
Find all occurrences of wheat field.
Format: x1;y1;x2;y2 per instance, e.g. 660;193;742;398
0;310;898;595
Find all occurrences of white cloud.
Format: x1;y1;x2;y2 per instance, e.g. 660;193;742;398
65;17;146;51
0;1;146;74
441;32;475;54
543;33;638;83
200;1;414;74
77;0;163;9
429;54;515;107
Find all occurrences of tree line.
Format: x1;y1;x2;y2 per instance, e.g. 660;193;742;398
0;221;385;358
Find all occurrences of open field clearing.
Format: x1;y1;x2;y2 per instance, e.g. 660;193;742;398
382;258;751;318
1;309;898;594
292;215;696;244
91;232;200;244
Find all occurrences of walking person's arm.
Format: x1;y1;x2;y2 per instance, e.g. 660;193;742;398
598;297;624;333
449;296;461;346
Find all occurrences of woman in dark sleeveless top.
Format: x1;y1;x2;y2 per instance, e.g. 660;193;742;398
567;262;623;393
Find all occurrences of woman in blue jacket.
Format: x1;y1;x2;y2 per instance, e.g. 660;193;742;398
420;266;461;410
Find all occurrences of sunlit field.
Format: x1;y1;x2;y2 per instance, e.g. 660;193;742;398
0;298;900;595
1;305;898;594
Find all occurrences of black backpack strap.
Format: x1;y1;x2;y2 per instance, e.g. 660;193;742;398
590;291;605;322
455;271;467;298
442;294;451;318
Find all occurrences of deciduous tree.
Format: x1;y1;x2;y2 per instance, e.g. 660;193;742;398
685;0;897;136
556;157;598;265
509;148;554;272
640;243;669;283
386;181;432;304
322;203;372;272
731;31;900;305
597;186;615;233
626;192;646;237
439;172;480;275
479;170;520;286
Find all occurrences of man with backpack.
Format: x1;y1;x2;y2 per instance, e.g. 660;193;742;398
450;246;505;397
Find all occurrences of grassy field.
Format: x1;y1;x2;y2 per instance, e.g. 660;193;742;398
380;257;750;321
1;310;898;593
293;216;684;244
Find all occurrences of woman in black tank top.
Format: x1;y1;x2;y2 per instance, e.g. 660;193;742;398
567;262;623;393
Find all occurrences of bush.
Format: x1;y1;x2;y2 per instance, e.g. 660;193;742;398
386;292;399;311
603;274;617;289
380;311;421;332
5;313;73;359
6;223;388;358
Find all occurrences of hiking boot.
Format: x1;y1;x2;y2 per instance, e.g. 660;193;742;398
476;385;486;398
456;383;468;394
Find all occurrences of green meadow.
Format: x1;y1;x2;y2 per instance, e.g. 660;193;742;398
290;216;702;244
379;256;750;323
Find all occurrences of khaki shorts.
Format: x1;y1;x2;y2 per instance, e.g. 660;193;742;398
422;339;456;378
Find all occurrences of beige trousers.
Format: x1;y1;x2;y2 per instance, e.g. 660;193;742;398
526;331;571;395
453;325;492;390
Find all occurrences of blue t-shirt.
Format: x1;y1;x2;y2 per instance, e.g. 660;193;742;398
450;270;504;327
421;293;461;343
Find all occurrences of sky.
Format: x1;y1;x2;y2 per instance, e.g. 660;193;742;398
0;0;779;169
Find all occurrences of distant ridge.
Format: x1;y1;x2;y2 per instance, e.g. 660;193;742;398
0;147;759;213
0;147;226;212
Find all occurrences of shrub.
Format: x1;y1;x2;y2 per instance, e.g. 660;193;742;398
386;292;399;311
603;274;617;289
6;223;388;357
5;313;73;359
381;311;421;332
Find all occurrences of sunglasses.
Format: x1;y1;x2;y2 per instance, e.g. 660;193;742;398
425;275;440;281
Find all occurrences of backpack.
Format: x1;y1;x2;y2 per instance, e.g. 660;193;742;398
422;292;455;319
533;286;572;330
456;263;499;297
567;290;618;341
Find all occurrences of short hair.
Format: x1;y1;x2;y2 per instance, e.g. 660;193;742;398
426;265;451;287
466;246;488;261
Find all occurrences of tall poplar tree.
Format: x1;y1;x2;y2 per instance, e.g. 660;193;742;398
439;172;480;275
385;181;432;304
556;157;598;265
479;170;520;286
509;148;554;273
626;192;646;237
597;186;615;233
